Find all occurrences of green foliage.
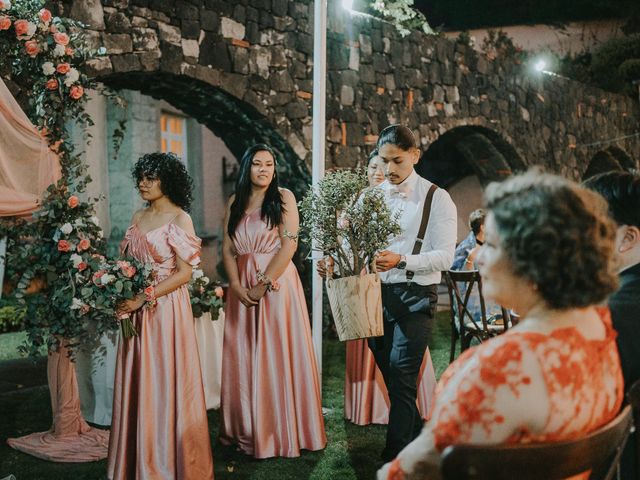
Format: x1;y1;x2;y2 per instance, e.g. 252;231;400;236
370;0;434;37
559;34;640;96
481;29;526;64
188;268;224;320
0;302;25;333
299;169;402;277
0;0;128;356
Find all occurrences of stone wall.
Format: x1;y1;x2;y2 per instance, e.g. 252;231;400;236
52;0;640;186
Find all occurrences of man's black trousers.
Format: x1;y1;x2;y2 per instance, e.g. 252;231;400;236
368;282;438;461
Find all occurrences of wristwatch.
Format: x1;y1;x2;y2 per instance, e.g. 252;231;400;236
396;255;407;270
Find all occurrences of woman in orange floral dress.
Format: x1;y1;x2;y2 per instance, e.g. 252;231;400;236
379;171;624;480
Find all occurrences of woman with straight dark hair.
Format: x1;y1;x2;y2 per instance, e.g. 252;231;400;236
219;144;326;458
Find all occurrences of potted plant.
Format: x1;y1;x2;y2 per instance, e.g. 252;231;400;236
299;169;401;341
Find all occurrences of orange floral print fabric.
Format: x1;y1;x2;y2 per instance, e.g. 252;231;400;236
433;307;623;455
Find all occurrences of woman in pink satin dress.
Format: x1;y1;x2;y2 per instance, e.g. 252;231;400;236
344;150;437;426
108;152;214;480
220;144;326;458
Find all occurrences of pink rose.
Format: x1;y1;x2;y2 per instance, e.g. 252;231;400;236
56;62;70;74
80;303;90;315
92;270;106;287
24;39;39;57
49;24;57;33
124;266;136;278
53;32;69;45
65;46;74;56
38;8;52;23
67;195;79;208
13;19;28;37
69;85;84;100
0;16;10;30
77;238;90;252
57;239;72;252
77;261;87;271
45;78;58;90
144;286;155;297
214;286;224;298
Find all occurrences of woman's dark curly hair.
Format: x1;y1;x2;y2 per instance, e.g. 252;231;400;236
132;152;193;212
485;170;618;310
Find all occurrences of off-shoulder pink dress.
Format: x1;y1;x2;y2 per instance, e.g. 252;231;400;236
220;208;327;458
107;222;214;480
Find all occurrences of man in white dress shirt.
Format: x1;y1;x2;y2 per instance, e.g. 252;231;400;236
373;125;457;461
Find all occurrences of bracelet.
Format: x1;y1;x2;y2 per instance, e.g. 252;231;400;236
257;270;280;292
143;285;157;309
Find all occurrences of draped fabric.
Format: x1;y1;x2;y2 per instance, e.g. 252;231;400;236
344;340;438;425
108;223;214;480
6;341;110;462
0;78;61;217
194;309;225;410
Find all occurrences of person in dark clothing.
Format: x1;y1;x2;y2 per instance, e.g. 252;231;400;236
584;171;640;480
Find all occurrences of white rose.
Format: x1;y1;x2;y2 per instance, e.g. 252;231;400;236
53;43;66;57
201;276;210;285
89;216;100;226
101;273;115;285
73;218;84;228
60;222;73;235
192;268;204;280
0;0;12;11
97;229;104;239
69;253;83;267
70;297;83;310
42;61;55;75
64;67;79;86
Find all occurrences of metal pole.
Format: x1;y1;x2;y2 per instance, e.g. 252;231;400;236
311;0;327;385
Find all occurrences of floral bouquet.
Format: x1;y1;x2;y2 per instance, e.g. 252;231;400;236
189;268;224;320
74;254;155;338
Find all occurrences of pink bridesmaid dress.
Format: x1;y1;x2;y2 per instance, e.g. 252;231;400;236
220;208;327;458
107;222;214;480
344;340;438;425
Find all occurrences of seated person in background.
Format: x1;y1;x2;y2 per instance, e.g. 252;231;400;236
454;210;503;328
584;171;640;480
378;170;623;480
451;209;485;270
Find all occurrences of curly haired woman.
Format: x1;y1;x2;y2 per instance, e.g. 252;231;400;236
379;171;623;480
108;152;214;479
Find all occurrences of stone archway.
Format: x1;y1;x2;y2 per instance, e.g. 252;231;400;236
582;146;638;180
417;126;526;240
417;126;526;188
100;72;310;199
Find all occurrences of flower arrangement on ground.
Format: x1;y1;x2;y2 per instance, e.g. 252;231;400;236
189;268;224;321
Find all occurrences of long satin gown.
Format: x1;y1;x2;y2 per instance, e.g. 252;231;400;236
344;340;437;425
107;223;214;480
220;208;327;458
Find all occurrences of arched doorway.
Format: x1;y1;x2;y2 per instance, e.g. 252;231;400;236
582;146;638;181
418;126;525;241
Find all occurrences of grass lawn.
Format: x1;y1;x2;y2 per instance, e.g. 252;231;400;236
0;312;453;480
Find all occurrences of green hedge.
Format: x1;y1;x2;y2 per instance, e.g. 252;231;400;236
0;300;25;333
